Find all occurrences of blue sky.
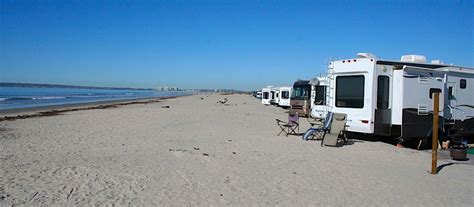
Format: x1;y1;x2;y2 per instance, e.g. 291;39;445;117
1;0;473;90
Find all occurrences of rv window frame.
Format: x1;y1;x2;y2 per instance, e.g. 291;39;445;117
429;88;442;99
377;75;390;109
314;85;326;105
448;87;454;100
281;91;290;99
460;79;466;89
263;92;269;99
291;85;311;100
335;75;365;108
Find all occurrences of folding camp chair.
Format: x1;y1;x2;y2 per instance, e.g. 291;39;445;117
321;113;348;147
302;112;333;141
276;112;299;136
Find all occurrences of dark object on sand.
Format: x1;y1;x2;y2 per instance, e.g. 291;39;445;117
450;146;468;161
203;153;209;156
201;97;204;100
162;105;170;108
194;147;200;150
218;98;228;104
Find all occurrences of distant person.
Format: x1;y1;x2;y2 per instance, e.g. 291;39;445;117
218;98;228;104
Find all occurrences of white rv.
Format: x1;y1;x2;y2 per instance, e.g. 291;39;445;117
256;91;262;99
290;76;330;118
270;88;280;105
309;76;330;120
261;87;273;105
278;87;292;108
327;53;474;145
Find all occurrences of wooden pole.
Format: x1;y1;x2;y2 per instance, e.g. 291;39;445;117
431;93;439;174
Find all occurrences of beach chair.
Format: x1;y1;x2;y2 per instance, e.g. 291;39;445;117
321;113;348;147
302;112;333;141
276;112;299;136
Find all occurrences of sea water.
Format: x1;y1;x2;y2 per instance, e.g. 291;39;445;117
0;86;191;110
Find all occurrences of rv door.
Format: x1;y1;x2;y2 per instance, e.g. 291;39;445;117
374;75;392;136
446;81;457;120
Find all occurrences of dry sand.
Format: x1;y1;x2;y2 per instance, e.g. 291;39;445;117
1;94;473;206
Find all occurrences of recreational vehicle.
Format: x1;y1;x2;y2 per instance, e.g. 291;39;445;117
261;87;273;105
290;80;311;116
270;88;280;105
309;76;330;119
256;91;262;99
327;53;474;145
278;87;292;108
290;77;329;117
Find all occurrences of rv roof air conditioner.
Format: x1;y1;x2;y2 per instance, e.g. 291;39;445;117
401;55;427;63
309;77;320;86
431;60;443;64
357;53;377;58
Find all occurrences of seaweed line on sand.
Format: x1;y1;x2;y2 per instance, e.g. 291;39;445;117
0;96;178;122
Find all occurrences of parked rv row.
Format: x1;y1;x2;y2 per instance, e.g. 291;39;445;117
257;53;474;147
258;86;293;108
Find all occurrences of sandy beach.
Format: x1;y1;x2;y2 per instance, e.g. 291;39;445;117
1;94;473;206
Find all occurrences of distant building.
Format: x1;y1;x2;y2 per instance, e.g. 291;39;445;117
156;86;179;91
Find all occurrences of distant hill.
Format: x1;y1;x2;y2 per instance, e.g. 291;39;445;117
0;82;154;91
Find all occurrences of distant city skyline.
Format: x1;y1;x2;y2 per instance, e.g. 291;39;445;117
1;0;473;90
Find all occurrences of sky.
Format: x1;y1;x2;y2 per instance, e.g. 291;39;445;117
1;0;473;90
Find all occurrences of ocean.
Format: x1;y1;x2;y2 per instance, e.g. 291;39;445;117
0;86;191;110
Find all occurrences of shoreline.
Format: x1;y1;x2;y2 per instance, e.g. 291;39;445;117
0;95;189;121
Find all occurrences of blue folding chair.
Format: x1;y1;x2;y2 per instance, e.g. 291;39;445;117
302;112;333;141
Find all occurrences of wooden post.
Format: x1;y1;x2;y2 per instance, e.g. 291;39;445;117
431;93;439;174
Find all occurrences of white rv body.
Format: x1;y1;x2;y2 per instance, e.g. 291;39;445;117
278;87;292;107
255;91;262;99
309;76;330;119
261;87;273;105
270;88;280;105
327;54;474;142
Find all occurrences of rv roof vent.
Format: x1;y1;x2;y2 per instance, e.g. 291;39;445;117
431;60;443;64
401;55;427;63
357;53;377;58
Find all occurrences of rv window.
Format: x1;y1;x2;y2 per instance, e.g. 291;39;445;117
448;87;454;100
429;88;442;99
460;79;466;89
314;86;326;105
336;75;365;108
291;85;310;99
263;92;269;99
377;76;390;109
271;91;275;99
282;91;290;99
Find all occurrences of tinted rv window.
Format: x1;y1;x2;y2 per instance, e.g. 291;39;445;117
282;91;290;99
377;76;389;109
336;75;365;108
314;86;326;105
263;92;269;99
429;88;442;99
292;85;310;99
448;87;453;100
460;79;466;89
